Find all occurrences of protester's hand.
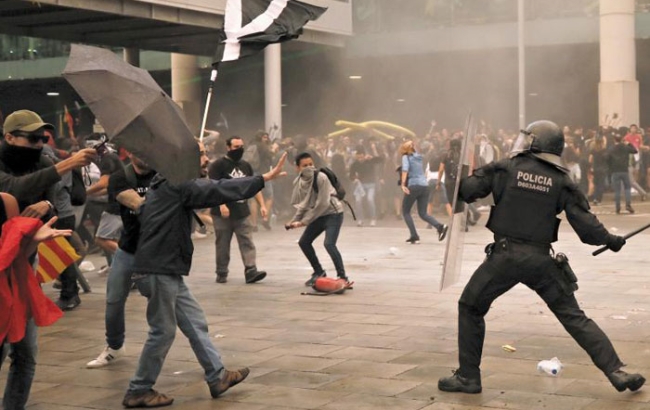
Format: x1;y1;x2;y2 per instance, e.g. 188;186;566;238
21;201;51;218
401;185;410;195
289;221;304;229
260;206;268;220
32;217;72;243
263;152;288;182
220;205;230;219
607;234;626;252
70;148;97;168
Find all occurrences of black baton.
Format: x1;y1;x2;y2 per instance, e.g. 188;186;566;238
593;222;650;256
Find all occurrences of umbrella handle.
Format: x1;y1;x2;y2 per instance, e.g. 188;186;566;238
199;69;219;142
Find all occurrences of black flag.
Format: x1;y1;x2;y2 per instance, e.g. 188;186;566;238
214;0;327;64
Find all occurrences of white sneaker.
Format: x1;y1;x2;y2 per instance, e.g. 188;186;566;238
86;345;125;368
191;231;207;239
357;220;364;227
370;220;377;227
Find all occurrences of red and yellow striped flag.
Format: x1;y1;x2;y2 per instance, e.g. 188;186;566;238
36;237;81;284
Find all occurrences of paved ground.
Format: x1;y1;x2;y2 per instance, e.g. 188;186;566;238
2;198;650;410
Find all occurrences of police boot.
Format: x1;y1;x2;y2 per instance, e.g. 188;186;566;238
607;370;645;392
244;267;267;284
438;370;482;394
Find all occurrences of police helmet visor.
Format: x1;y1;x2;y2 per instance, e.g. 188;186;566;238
509;130;533;156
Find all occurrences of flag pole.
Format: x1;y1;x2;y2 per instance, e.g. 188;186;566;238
199;67;219;143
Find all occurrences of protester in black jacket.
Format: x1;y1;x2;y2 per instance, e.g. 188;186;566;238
123;143;287;408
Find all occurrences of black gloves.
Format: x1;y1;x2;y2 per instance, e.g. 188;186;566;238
607;234;626;252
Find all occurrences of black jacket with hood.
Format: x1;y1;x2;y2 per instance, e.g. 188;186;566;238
133;174;264;275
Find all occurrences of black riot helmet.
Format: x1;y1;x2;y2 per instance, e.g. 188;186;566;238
511;120;568;172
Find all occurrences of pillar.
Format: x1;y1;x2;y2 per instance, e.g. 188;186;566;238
171;53;201;135
265;44;282;140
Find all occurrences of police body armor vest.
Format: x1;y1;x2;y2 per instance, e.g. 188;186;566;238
486;156;563;244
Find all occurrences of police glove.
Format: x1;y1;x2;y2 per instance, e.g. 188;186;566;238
606;234;626;252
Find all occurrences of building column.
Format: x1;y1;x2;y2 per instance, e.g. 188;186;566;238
599;0;638;127
265;43;282;139
171;53;201;135
123;47;140;66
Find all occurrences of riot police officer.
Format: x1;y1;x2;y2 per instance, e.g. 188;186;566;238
438;120;645;394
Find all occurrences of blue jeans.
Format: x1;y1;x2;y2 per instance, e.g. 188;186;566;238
355;182;376;221
105;248;136;350
611;172;631;209
298;213;346;277
1;319;38;410
402;185;443;239
128;275;225;393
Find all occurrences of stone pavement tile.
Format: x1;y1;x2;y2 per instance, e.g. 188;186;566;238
390;351;458;367
258;342;346;358
218;350;286;367
250;369;344;389
482;372;576;394
275;309;340;321
267;330;341;344
386;337;457;354
580;399;650;410
328;322;402;336
326;333;408;348
383;325;456;339
45;367;134;390
483;390;596;410
237;385;344;409
24;404;90;410
325;346;410;362
319;375;422;396
479;357;540;376
396;364;458;383
211;337;282;353
254;355;346;372
418;403;494;410
321;359;416;378
555;379;650;402
215;326;287;340
399;383;502;405
28;385;123;407
318;393;429;410
323;313;375;323
159;398;268;410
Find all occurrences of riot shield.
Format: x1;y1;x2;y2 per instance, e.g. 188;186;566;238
440;114;476;291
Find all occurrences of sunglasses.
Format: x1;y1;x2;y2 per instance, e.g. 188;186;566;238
12;132;50;144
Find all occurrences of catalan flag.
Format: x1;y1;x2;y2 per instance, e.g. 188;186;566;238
36;237;80;284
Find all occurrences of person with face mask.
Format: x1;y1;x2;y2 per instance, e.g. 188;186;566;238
86;152;157;369
287;152;350;287
0;110;95;409
208;136;268;284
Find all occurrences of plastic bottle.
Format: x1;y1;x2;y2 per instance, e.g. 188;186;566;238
537;357;563;376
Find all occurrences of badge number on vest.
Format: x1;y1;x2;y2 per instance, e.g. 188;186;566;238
516;171;552;193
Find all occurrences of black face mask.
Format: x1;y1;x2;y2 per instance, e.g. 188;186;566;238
0;142;43;174
227;147;244;162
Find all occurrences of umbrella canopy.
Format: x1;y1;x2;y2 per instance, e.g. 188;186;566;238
62;44;199;185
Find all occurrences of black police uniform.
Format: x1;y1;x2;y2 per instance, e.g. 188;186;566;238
454;153;625;382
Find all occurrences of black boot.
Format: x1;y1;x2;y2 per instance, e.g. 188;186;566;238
438;370;482;394
244;267;267;284
607;370;646;392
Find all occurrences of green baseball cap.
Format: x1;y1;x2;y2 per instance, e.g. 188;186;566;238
3;110;55;134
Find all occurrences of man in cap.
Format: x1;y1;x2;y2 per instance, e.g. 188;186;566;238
0;109;95;409
438;120;645;395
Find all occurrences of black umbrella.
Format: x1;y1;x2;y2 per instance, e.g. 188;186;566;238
62;44;199;185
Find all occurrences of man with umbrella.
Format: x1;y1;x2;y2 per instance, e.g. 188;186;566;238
438;120;645;394
122;142;287;408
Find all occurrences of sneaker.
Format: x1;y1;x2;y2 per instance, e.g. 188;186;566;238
438;224;449;241
98;265;110;277
87;345;125;368
626;205;635;214
122;389;173;408
191;231;207;239
216;274;228;284
370;219;376;227
56;295;81;311
208;368;250;398
405;237;420;244
305;271;326;287
607;369;646;392
357;220;364;227
438;370;482;394
244;267;267;284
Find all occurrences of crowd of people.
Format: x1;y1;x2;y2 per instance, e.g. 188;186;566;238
1;107;648;408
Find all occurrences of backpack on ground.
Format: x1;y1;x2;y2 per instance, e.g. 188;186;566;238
312;167;356;220
301;277;354;296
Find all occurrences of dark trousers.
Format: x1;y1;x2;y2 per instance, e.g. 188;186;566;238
54;215;80;300
298;213;346;277
402;185;442;239
457;244;623;379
